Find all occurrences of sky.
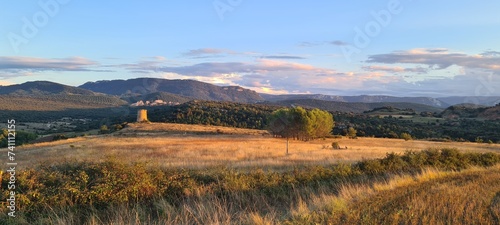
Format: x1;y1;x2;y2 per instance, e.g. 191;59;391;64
1;0;500;97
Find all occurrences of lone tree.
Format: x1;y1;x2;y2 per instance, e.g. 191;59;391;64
347;127;357;139
267;107;334;154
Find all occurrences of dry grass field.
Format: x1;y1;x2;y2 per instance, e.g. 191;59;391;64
3;122;499;169
2;122;500;224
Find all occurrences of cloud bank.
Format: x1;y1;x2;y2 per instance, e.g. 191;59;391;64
0;56;110;79
366;48;500;73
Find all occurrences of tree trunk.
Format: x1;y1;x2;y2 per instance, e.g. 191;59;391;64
286;137;289;155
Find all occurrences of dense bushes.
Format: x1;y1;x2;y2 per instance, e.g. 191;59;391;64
0;129;37;148
356;148;500;174
1;149;499;223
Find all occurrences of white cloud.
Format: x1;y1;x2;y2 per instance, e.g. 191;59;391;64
362;65;428;74
366;48;500;73
47;48;496;97
0;56;111;79
0;56;98;71
182;48;237;58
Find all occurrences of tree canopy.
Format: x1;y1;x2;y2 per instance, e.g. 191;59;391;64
267;107;334;141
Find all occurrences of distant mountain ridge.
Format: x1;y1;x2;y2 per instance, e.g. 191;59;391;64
0;81;127;111
261;94;500;108
79;78;264;103
0;81;98;96
2;79;499;112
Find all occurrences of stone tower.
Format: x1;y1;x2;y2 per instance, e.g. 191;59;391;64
137;109;148;122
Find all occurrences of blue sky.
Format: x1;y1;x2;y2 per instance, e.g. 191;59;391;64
1;0;499;97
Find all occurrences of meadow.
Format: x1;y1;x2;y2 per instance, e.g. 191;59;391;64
4;123;498;169
1;122;500;224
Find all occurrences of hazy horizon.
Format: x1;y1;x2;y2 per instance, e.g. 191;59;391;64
1;1;499;97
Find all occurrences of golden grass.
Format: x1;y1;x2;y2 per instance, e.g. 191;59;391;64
30;163;500;224
345;164;500;224
3;122;499;169
285;165;500;224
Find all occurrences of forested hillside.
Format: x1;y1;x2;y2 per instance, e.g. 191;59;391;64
441;104;500;120
262;94;449;108
0;81;127;111
80;78;264;103
264;99;443;113
333;112;500;142
0;95;127;111
146;101;279;129
0;81;97;95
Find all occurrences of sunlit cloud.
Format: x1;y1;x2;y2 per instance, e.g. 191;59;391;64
126;57;441;95
182;48;237;58
362;65;428;74
0;56;99;71
0;56;111;79
0;80;13;86
260;55;306;59
366;48;500;72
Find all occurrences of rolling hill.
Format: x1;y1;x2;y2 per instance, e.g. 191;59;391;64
0;81;127;111
0;81;97;96
261;94;450;108
263;99;443;113
79;78;264;103
440;104;500;120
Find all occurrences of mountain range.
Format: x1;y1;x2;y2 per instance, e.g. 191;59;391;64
79;78;264;103
0;81;126;111
0;81;98;96
1;78;499;112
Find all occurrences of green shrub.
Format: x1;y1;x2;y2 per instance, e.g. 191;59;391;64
356;160;385;175
380;153;407;172
400;132;413;141
401;151;426;169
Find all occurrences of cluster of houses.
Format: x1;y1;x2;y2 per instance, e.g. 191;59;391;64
130;100;181;107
